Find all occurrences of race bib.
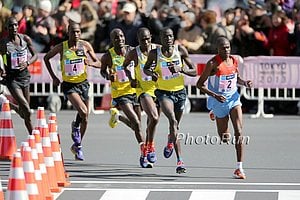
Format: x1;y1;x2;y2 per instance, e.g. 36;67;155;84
219;74;237;93
116;61;135;82
116;65;129;82
161;60;180;80
10;50;28;69
140;63;152;81
64;58;84;76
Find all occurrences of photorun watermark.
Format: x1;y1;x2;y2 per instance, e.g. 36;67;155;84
177;132;250;145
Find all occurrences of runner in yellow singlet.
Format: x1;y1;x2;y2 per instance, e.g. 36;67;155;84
100;28;151;168
123;28;160;165
44;22;101;161
144;28;197;173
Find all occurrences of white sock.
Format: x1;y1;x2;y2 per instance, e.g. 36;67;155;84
237;162;243;170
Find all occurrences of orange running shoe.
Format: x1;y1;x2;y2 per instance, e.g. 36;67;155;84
233;169;246;179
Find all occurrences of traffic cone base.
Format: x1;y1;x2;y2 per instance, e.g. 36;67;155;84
49;120;70;187
6;152;28;200
0;177;4;200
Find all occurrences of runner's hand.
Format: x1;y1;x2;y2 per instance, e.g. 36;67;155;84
244;80;252;88
151;72;159;82
109;73;116;82
215;94;226;103
19;61;28;71
168;64;181;74
130;79;138;88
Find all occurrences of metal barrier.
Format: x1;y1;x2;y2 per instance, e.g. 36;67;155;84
23;54;300;117
241;87;300;118
239;56;300;118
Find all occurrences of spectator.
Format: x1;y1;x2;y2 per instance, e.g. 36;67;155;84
176;11;204;53
51;0;73;43
93;0;112;53
248;1;272;55
22;5;36;36
29;0;57;53
200;10;232;54
293;2;300;55
148;4;181;43
234;11;258;57
220;8;236;40
0;0;11;37
79;0;98;43
109;2;144;47
265;10;295;56
11;6;26;34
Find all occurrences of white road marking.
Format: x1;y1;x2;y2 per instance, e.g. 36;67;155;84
278;191;300;200
99;189;149;200
189;190;236;200
68;181;300;186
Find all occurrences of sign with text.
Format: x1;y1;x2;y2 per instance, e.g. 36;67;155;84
240;56;300;88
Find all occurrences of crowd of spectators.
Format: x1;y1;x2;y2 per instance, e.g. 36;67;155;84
1;0;300;57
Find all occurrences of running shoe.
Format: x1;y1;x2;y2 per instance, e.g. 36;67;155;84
209;110;215;121
71;121;81;144
163;142;174;158
70;144;84;161
176;160;186;174
147;145;157;163
233;169;246;179
139;156;153;168
109;108;119;128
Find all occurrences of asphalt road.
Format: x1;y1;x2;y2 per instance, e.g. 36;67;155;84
1;110;300;200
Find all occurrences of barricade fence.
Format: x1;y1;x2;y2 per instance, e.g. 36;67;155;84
239;56;300;118
5;54;299;117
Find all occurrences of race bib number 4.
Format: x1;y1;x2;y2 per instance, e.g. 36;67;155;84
219;74;236;93
11;50;28;69
64;58;84;76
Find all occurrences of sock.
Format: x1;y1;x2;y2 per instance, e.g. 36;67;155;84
237;162;243;170
177;157;183;163
148;142;154;148
139;142;145;156
167;134;173;144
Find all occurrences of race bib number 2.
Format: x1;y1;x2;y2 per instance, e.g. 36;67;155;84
219;74;236;93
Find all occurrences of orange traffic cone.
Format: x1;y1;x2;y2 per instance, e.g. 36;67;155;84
40;123;60;193
0;100;17;160
6;151;28;200
27;134;45;200
48;120;70;187
32;130;53;200
35;107;47;130
0;176;4;200
48;113;69;178
21;145;40;200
